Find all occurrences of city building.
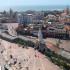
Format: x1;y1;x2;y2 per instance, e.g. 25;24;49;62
63;7;70;15
1;23;19;36
17;13;23;24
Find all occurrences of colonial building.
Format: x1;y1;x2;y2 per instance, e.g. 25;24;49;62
2;23;19;36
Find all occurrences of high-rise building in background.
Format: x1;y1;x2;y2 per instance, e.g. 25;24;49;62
17;13;23;24
64;7;70;15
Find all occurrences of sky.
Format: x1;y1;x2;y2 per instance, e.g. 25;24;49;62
0;0;70;7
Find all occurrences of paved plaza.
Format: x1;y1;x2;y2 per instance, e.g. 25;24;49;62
0;39;61;70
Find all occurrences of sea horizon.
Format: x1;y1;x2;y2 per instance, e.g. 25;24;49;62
0;5;70;12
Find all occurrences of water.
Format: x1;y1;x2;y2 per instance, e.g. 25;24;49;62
0;5;69;12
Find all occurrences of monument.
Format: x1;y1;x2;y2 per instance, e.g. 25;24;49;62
37;28;46;52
